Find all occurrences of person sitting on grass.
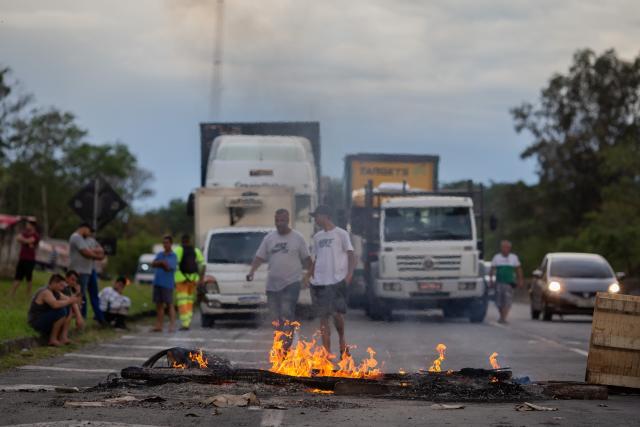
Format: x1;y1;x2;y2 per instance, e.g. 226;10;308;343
98;276;131;330
63;270;85;331
27;274;82;346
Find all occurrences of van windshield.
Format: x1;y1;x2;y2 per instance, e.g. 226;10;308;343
384;206;472;242
207;232;268;264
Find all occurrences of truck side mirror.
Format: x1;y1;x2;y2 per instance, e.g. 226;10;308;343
186;193;195;217
532;269;542;278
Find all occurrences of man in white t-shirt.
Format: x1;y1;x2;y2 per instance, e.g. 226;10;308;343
247;209;311;349
490;240;524;324
307;205;355;356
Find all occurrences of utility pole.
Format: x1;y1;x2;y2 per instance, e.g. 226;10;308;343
210;0;225;120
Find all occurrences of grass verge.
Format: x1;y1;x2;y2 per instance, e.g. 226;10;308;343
0;269;155;370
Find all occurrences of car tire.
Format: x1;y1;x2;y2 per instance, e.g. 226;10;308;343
201;314;215;328
530;306;541;320
542;302;553;321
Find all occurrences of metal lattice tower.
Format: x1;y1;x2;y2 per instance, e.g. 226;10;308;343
210;0;225;119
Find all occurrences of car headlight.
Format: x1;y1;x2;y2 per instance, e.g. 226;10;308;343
548;281;561;292
608;282;620;293
205;280;220;294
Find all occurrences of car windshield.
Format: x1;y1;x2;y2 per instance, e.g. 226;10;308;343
549;257;613;279
384;206;472;242
207;232;268;264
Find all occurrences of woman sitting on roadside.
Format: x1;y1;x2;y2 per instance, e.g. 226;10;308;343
28;274;82;346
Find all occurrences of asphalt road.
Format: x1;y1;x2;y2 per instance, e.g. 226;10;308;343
0;302;638;426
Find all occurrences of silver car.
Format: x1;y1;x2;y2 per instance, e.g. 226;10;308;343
530;252;623;321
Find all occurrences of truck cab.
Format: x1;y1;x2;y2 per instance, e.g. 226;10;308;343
199;227;271;327
366;195;487;322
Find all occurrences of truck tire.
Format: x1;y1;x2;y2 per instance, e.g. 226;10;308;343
366;294;392;321
442;303;464;318
468;297;488;323
201;314;215;328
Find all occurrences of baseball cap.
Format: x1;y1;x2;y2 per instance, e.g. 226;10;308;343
310;205;333;218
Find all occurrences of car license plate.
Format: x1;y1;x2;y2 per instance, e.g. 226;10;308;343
418;282;441;291
238;295;259;304
576;297;594;308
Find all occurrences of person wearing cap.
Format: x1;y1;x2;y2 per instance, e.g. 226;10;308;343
68;223;105;324
307;205;355;356
247;209;312;349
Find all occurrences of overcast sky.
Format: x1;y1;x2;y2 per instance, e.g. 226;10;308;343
2;0;639;209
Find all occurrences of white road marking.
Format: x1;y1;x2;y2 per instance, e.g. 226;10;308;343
9;421;165;427
261;409;285;427
64;353;147;362
120;335;272;344
489;322;589;357
18;366;117;374
569;348;589;357
99;343;264;353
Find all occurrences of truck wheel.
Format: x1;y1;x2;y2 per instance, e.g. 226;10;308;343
442;303;464;318
201;314;215;328
468;297;488;323
366;295;392;321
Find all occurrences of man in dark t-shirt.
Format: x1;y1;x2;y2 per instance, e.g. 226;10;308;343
11;221;40;297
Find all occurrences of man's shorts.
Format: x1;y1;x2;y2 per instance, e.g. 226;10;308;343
29;307;69;335
153;286;174;304
311;281;347;318
495;282;514;309
14;259;36;281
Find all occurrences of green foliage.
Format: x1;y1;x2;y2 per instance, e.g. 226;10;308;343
503;49;640;275
0;66;154;238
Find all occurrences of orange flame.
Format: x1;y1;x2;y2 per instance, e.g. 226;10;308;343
428;343;447;372
188;349;209;369
489;352;500;370
268;322;381;379
308;388;334;394
172;361;187;369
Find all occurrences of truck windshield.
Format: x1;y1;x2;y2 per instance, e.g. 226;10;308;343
207;232;268;264
384;207;472;242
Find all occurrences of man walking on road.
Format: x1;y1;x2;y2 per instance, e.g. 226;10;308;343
68;223;105;324
11;220;40;297
152;235;177;332
173;234;204;331
307;205;355;356
490;240;524;324
247;209;311;350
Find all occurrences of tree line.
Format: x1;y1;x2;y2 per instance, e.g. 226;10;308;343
0;67;191;277
485;49;640;276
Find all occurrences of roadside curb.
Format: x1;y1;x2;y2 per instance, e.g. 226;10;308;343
0;309;155;357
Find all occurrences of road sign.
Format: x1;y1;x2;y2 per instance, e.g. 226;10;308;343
68;177;128;231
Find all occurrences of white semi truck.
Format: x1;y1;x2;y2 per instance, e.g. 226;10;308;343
364;194;487;322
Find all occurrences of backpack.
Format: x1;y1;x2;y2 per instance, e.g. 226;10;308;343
179;245;199;275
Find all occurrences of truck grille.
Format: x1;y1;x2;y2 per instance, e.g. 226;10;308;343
396;254;461;272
